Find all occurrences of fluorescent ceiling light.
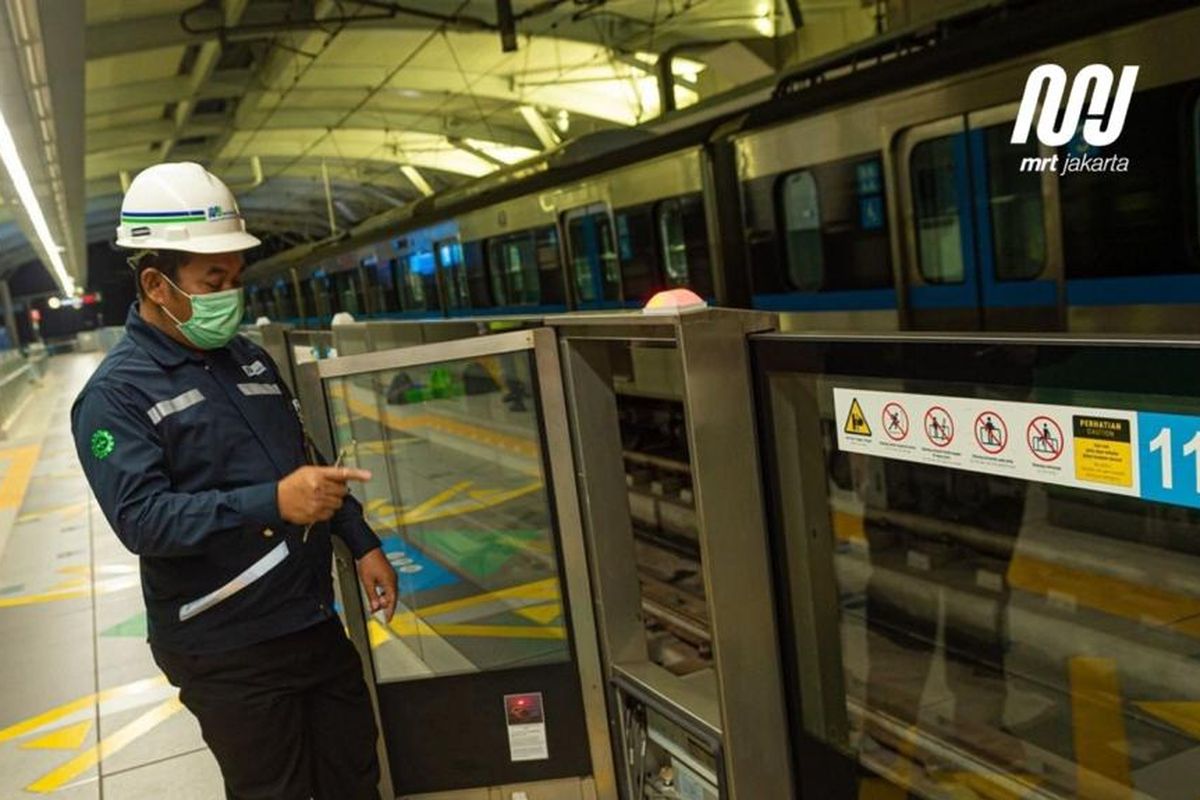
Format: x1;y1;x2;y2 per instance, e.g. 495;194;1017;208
461;139;539;166
0;106;74;295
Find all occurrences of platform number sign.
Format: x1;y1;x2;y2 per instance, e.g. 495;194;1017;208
1140;412;1200;506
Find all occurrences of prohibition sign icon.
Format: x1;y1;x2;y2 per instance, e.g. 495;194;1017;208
882;402;909;441
1028;416;1064;461
974;410;1008;454
924;406;954;447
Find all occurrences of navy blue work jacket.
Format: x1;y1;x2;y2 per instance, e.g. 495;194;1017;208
71;304;380;654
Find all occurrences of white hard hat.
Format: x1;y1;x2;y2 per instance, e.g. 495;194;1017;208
331;311;357;326
115;162;261;253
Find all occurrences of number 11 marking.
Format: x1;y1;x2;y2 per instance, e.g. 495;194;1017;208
1150;427;1172;489
1184;431;1200;494
1148;427;1200;493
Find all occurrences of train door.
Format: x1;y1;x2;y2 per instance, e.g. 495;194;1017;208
434;237;469;314
562;204;623;309
896;107;1063;330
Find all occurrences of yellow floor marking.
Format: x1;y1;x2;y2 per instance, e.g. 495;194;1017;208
405;577;559;621
58;564;137;577
20;720;92;751
385;578;562;642
0;574;140;609
833;510;866;544
0;444;41;509
1008;553;1200;639
832;510;1200;643
388;619;566;640
858;724;917;800
17;501;88;524
404;481;472;520
1070;657;1132;800
1137;701;1200;740
26;697;185;794
516;603;563;625
339;391;539;458
367;618;391;648
368;480;543;528
0;676;167;744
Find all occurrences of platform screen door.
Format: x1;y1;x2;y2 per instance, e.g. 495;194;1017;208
318;328;612;797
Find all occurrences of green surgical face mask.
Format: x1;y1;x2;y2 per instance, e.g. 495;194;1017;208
156;271;244;350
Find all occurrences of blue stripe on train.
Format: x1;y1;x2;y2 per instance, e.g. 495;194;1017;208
753;288;897;311
1066;275;1200;306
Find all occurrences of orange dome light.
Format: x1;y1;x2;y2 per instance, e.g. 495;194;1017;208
642;287;707;316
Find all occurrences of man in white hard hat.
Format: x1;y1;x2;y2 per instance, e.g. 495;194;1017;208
70;162;396;799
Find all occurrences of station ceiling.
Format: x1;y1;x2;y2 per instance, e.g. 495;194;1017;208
5;0;887;291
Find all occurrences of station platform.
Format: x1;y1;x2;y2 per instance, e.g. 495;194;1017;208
0;353;224;798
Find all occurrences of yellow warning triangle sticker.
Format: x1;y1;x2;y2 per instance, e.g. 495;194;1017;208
844;398;872;436
20;720;92;750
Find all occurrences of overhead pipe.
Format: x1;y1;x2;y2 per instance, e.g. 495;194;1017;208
226;155;263;192
321;159;338;236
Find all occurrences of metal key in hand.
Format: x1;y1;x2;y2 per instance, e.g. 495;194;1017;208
302;441;355;543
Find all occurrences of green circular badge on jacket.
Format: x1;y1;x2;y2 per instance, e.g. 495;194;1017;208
90;429;115;460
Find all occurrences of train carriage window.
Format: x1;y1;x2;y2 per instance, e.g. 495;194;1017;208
780;171;824;291
333;271;361;316
983;125;1046;281
771;156;892;293
1060;79;1200;279
911;136;966;283
656;194;713;296
300;278;318;320
565;206;621;303
436;239;469;310
535;226;565;305
311;275;335;318
488;231;539;306
616;205;657;303
463;241;491;308
486;226;562;308
274;281;296;319
401;251;437;311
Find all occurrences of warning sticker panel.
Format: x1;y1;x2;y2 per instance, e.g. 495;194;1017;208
1073;416;1133;488
833;388;1141;499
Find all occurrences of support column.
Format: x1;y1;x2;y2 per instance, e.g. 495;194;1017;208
0;281;19;350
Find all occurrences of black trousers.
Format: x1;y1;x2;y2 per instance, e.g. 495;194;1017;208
152;619;381;800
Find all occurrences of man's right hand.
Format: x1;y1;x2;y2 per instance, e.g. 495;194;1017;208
277;465;372;525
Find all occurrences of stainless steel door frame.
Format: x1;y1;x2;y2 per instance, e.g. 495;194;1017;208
550;308;793;800
293;358;396;800
317;327;617;799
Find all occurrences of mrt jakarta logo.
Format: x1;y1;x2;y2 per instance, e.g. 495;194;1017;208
1013;64;1138;174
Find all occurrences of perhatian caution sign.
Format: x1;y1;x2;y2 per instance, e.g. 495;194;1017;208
1073;416;1133;487
844;397;872;436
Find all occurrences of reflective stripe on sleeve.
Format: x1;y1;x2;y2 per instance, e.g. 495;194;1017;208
179;540;290;622
237;382;282;396
147;389;205;424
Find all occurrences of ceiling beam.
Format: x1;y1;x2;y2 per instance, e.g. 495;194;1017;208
87;114;232;154
86;70;254;117
162;0;251;161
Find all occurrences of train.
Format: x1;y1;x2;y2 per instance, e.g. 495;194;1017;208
244;0;1200;335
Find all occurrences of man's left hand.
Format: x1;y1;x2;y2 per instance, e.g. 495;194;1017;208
357;548;397;622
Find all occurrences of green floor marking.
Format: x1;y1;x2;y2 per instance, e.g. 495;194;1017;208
422;530;543;579
101;611;147;638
